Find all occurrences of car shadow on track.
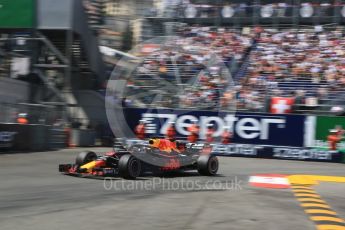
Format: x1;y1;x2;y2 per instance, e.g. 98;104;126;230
60;171;226;180
142;171;226;179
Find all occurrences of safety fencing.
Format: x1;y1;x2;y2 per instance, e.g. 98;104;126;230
123;108;345;163
1;106;344;160
0;102;97;152
0;124;97;152
0;123;51;151
124;139;344;164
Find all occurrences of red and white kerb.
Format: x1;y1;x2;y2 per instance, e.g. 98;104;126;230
249;174;290;189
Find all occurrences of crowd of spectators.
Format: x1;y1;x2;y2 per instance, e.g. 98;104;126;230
238;27;345;112
121;25;345;113
125;26;254;110
248;27;345;83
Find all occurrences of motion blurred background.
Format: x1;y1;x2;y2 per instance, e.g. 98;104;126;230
1;0;345;151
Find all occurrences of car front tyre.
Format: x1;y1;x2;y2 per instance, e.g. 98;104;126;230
118;154;142;179
75;151;97;166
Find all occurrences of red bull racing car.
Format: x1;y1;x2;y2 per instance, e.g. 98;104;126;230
59;138;219;179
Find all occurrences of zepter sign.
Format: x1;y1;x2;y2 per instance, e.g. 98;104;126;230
141;113;286;140
105;36;236;167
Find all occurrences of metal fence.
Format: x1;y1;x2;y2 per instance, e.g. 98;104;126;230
0;102;68;125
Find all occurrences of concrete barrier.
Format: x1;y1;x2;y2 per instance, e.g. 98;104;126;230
0;123;50;152
70;129;96;147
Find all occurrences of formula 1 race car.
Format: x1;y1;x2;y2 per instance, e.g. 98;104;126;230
59;138;219;179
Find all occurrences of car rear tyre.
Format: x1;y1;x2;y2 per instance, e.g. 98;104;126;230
197;155;219;176
75;151;97;166
118;154;142;179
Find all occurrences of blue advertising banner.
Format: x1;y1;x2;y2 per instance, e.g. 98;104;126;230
123;139;343;163
0;123;49;152
123;108;306;147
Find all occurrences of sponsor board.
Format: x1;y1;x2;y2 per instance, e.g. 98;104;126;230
211;143;261;157
272;147;336;161
0;0;35;28
314;116;345;151
123;139;260;156
124;108;306;147
0;124;49;151
0;131;17;148
122;138;342;162
124;138;146;147
212;145;340;162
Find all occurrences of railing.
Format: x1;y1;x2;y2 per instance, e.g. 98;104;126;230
0;102;67;125
148;4;344;21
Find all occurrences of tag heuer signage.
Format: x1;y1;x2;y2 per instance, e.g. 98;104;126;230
0;0;34;28
314;116;345;151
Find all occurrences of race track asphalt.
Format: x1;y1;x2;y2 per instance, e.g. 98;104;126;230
0;148;344;230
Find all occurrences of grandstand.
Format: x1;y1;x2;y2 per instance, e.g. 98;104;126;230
112;24;345;114
1;0;345;142
237;26;345;113
103;0;345;115
118;28;250;110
